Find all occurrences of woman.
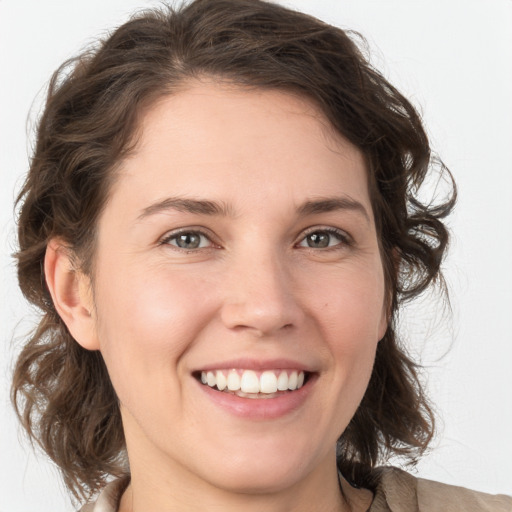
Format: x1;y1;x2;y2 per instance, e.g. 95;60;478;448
10;0;512;510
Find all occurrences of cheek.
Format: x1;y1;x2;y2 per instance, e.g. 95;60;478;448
92;263;216;400
316;267;385;339
311;264;385;383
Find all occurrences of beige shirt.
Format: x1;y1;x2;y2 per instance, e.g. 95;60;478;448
79;467;512;511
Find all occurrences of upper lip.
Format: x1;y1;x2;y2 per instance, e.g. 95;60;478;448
193;358;315;373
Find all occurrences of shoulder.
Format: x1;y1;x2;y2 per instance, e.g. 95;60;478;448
77;477;130;512
370;466;512;512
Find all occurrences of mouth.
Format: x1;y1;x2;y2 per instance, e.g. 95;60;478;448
194;369;311;399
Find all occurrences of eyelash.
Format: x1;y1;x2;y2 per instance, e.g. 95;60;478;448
159;229;216;251
296;227;352;250
159;226;352;252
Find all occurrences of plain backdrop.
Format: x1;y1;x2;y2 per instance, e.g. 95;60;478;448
1;0;511;510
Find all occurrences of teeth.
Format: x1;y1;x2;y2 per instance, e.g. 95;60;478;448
297;371;304;388
227;371;241;391
200;369;306;395
288;371;298;390
277;372;289;391
240;370;259;393
216;370;227;391
260;371;278;394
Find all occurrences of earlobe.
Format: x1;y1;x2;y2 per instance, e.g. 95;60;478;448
44;239;100;351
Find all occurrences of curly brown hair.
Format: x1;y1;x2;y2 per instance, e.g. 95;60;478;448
12;0;455;502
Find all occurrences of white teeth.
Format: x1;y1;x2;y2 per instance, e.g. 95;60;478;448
297;371;304;389
216;370;227;391
227;370;241;391
260;371;278;394
240;370;260;393
200;369;306;395
288;371;298;390
277;371;289;391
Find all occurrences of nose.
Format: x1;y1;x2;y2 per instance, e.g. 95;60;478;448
220;251;305;337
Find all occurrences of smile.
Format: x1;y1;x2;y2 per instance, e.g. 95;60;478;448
199;369;307;398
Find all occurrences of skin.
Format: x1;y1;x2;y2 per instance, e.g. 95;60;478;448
46;82;386;511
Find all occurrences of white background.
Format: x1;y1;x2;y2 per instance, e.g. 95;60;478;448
1;0;511;510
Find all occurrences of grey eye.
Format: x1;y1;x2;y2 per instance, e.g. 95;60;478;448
298;229;347;249
176;233;201;249
167;231;211;249
306;232;330;248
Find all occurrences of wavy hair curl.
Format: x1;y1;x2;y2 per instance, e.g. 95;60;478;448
12;0;455;501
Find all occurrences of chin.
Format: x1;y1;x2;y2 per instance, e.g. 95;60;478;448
190;437;323;494
207;462;306;495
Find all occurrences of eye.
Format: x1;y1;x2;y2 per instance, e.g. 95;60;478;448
161;230;213;250
297;228;349;249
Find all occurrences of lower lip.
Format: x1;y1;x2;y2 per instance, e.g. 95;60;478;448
196;376;316;420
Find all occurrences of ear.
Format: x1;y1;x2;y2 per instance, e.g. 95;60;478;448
44;239;100;351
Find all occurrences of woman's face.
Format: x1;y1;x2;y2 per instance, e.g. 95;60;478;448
86;82;387;494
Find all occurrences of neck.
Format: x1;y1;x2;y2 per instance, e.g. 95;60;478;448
119;449;354;512
117;411;373;512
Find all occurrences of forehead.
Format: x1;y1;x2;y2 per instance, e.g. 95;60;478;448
108;81;370;218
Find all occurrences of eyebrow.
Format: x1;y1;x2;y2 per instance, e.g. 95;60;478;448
297;197;371;223
137;197;234;220
137;195;370;223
